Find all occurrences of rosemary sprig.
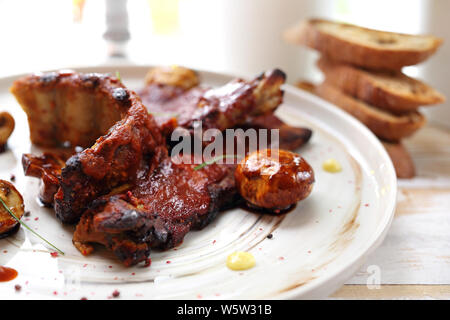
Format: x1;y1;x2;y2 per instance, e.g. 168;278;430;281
194;154;237;171
115;71;121;82
0;197;64;255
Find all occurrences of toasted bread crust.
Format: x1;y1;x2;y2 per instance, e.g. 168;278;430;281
284;19;443;71
294;80;417;178
318;58;445;113
316;82;426;141
382;141;416;179
295;81;316;94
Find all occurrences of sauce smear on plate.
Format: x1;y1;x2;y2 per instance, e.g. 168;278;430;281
0;266;18;282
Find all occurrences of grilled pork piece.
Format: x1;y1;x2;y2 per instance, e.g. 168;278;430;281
16;68;311;266
139;66;202;136
73;157;238;266
22;152;67;206
10;72;132;148
140;67;286;135
54;70;285;224
54;99;166;224
242;114;312;151
12;71;165;223
16;69;287;226
140;66;311;150
180;69;287;133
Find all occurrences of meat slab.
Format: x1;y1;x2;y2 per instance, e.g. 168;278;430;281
13;67;312;266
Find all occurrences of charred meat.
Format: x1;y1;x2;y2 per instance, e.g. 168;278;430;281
22;152;67;206
180;69;286;133
54;97;166;224
12;71;166;224
140;66;311;150
241;114;312;151
73;157;238;266
140;67;287;135
14;67;313;266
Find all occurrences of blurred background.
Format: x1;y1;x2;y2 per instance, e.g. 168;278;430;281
0;0;448;125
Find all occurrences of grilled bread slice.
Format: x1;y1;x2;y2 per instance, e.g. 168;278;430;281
294;80;417;178
318;58;445;113
284;19;443;71
382;141;416;179
295;80;316;94
316;82;426;141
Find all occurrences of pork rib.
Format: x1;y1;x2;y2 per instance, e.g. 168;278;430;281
54;98;166;224
73;158;238;266
10;72;132;148
12;71;166;223
14;68;308;266
140;66;312;150
22;152;68;206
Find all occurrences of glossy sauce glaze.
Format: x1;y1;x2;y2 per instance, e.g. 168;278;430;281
235;149;315;211
0;266;18;282
72;156;239;266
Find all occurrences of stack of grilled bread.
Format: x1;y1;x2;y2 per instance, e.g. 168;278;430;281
284;19;446;178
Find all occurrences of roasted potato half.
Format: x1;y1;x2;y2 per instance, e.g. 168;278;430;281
144;65;199;90
0;180;24;238
0;112;15;151
235;149;315;211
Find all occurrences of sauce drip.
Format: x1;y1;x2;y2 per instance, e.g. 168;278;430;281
0;266;18;282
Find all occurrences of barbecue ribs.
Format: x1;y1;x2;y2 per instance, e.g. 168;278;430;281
140;66;312;149
73;157;238;266
13;67;311;266
10;72;133;148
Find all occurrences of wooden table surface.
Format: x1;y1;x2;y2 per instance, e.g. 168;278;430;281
331;123;450;299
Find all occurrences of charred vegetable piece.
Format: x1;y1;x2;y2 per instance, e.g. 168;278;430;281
235;149;314;211
0;112;15;152
0;180;24;239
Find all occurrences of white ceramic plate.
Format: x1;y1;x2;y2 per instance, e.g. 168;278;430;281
0;65;396;299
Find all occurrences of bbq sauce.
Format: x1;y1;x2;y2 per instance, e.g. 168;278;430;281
0;266;18;282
